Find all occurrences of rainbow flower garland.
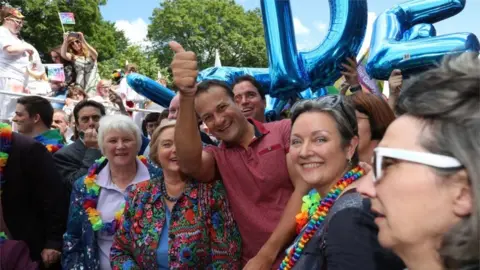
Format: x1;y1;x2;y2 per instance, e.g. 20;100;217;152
0;123;12;241
279;166;365;270
0;123;13;195
295;190;321;234
83;155;147;235
34;129;64;154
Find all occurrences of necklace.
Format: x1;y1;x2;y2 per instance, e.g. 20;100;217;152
279;166;365;270
83;155;147;235
34;130;64;154
296;190;321;234
161;179;182;202
0;123;13;196
0;123;12;241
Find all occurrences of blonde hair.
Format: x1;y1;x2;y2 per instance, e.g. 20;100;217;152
67;36;89;58
148;119;176;164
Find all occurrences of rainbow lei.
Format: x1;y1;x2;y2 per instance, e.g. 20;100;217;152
83;155;147;235
295;190;321;234
279;166;365;270
34;129;64;154
0;123;13;195
0;123;12;241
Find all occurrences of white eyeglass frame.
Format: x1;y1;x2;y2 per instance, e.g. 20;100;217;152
373;147;462;182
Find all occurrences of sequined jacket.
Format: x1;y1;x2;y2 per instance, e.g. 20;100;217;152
110;178;242;269
61;162;157;270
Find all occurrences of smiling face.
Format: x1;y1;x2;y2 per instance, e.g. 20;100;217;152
12;104;35;134
195;86;247;144
4;16;24;35
359;115;471;253
69;39;83;54
233;81;266;122
102;129;138;167
289;111;357;190
156;126;180;172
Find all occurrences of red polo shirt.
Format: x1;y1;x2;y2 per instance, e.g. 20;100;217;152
204;119;294;267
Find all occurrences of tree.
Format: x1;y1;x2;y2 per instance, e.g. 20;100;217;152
148;0;268;70
6;0;127;62
97;45;170;84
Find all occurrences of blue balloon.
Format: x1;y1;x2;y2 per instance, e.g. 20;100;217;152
126;73;175;108
366;0;480;80
198;0;368;99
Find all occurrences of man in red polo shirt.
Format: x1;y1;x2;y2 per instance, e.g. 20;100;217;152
169;41;310;269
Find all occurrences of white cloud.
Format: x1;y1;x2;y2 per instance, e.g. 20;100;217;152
358;12;377;59
314;22;328;33
293;17;310;35
114;18;151;48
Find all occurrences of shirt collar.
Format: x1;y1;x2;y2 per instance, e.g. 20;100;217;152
219;118;270;149
96;157;150;190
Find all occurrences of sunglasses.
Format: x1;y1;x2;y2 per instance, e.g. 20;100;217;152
7;18;23;25
70;40;81;45
373;147;463;182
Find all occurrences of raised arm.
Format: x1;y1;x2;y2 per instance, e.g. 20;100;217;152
61;33;74;62
169;41;216;182
78;32;98;61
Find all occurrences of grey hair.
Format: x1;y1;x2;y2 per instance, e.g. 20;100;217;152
98;114;142;155
290;95;360;166
396;52;480;270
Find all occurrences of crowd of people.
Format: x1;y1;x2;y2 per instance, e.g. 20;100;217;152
0;4;479;270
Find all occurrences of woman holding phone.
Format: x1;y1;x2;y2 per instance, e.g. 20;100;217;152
61;31;100;96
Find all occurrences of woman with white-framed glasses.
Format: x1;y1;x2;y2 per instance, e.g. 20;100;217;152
358;52;480;270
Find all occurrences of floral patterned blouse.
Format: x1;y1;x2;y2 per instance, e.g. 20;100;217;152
110;178;242;269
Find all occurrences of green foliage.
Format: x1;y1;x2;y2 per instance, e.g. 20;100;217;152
148;0;268;70
97;45;169;83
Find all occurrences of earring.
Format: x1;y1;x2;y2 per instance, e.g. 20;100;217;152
347;158;352;166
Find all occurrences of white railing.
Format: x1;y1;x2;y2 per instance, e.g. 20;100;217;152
0;90;164;114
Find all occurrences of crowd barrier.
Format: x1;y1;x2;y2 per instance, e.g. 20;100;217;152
0;90;164;114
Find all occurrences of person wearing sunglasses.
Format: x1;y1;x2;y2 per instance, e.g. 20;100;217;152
60;31;100;96
357;52;480;270
0;6;39;122
280;95;405;270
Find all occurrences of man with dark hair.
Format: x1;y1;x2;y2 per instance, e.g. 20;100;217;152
13;96;64;153
144;112;160;137
232;75;266;122
0;122;68;269
170;42;310;268
53;100;105;191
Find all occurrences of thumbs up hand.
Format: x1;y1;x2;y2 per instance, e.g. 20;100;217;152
169;41;198;97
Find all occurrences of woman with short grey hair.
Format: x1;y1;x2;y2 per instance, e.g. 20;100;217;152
279;95;404;269
63;114;154;270
359;52;480;270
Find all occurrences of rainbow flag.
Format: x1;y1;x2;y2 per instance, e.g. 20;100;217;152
59;12;75;25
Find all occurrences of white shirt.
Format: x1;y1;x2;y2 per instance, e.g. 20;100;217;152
117;77;146;103
0;26;29;82
95;158;150;270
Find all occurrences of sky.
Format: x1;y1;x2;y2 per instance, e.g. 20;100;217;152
100;0;480;55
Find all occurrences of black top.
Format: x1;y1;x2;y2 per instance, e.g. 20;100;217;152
291;189;405;270
53;139;102;193
1;133;68;262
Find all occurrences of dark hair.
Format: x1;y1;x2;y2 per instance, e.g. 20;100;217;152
196;80;234;100
395;52;480;270
17;96;54;128
73;100;106;124
158;109;169;123
291;95;360;166
67;85;87;99
345;92;395;140
232;75;266;100
145;112;160;123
